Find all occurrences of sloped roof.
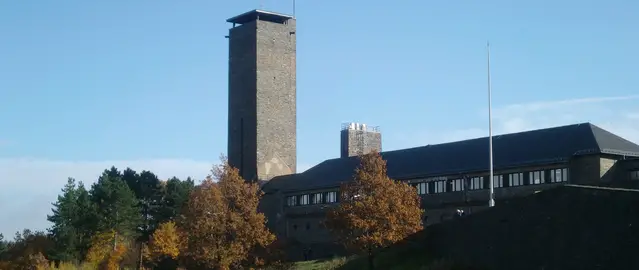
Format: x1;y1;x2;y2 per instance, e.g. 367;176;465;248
265;123;639;192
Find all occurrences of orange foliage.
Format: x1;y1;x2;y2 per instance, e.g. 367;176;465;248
325;151;423;256
179;157;275;269
145;221;182;263
85;230;130;270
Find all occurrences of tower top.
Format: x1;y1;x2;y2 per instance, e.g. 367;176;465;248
226;9;294;25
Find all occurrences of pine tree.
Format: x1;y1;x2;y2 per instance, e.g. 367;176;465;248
325;151;423;270
47;178;82;262
0;233;7;257
157;177;194;222
90;169;142;242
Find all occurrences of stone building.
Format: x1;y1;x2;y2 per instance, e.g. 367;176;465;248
261;123;639;259
223;9;639;260
226;10;297;182
340;122;382;158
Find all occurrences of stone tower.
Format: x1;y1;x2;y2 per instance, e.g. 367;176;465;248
227;10;297;182
340;122;382;158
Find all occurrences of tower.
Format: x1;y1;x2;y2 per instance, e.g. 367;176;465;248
340;122;382;158
227;10;297;182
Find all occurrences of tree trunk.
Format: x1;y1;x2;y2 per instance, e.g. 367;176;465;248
368;247;375;270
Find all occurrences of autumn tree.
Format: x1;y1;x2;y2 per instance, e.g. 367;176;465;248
85;230;130;270
325;151;423;270
144;221;182;269
180;157;275;269
0;229;54;269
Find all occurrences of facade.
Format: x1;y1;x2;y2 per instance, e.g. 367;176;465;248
340;122;382;158
226;10;297;182
223;9;639;261
260;123;639;259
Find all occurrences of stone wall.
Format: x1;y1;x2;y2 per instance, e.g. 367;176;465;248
340;129;382;158
227;17;297;182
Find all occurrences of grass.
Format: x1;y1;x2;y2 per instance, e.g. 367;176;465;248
288;255;468;270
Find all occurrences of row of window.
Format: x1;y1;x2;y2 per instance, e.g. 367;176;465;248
285;168;570;207
413;168;569;195
286;191;338;207
631;170;639;180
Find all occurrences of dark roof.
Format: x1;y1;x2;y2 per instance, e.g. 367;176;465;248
227;9;293;25
265;123;639;192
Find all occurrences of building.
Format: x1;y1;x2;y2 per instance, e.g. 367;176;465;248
223;9;639;260
226;10;297;182
340;122;382;158
260;123;639;259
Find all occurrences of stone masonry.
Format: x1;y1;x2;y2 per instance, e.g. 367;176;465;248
340;123;382;158
227;11;297;182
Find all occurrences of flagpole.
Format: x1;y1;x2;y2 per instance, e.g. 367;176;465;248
488;41;495;208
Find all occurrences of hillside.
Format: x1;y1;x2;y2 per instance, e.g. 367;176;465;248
332;184;639;269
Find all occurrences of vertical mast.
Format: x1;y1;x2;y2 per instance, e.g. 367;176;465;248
488;42;495;208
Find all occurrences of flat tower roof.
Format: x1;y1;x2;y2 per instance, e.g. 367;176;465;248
227;9;294;25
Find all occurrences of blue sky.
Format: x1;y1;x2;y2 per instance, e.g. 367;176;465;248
1;0;638;237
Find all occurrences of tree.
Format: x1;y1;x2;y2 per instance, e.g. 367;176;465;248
90;169;142;242
180;158;275;269
325;151;423;270
85;230;130;270
157;177;195;223
47;178;94;263
0;233;7;257
144;221;182;269
1;229;54;269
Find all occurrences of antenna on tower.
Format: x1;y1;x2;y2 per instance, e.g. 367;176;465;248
293;0;296;17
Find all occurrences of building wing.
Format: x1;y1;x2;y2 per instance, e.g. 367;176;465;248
265;123;639;193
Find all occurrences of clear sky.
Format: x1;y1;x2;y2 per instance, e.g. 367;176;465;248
1;0;638;237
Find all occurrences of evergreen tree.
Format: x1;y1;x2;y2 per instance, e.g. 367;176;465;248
158;177;194;222
47;178;82;262
74;182;98;259
90;168;142;241
0;233;7;257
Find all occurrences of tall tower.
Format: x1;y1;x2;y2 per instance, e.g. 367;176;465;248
227;10;297;182
340;122;382;158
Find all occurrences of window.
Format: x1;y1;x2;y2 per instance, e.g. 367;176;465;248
509;173;524;187
451;179;464;192
529;170;545;185
631;170;639;180
286;196;297;206
416;182;428;195
469;177;483;190
300;194;310;205
326;191;337;203
492;175;503;188
550;168;568;183
312;193;323;204
434;180;446;193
